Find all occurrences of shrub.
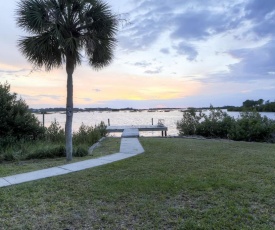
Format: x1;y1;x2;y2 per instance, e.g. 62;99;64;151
229;112;275;142
0;151;15;162
196;108;235;138
73;145;88;157
26;144;66;159
73;122;107;145
176;108;202;135
0;82;44;140
45;119;65;143
0;120;107;162
177;107;275;142
95;121;107;137
0;136;18;149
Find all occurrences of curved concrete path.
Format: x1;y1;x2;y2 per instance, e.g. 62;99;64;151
0;138;144;188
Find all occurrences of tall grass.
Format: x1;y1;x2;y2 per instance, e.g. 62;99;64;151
0;121;107;162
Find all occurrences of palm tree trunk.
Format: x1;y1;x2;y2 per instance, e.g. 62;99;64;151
65;56;74;161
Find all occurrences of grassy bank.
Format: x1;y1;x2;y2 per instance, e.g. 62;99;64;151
0;137;120;177
0;138;274;229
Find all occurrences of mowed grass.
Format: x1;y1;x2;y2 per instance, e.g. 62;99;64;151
0;137;121;177
0;138;275;229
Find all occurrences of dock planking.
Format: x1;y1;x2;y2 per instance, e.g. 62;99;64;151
107;125;168;137
122;128;139;138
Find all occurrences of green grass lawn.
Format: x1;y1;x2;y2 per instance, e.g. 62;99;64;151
0;138;274;229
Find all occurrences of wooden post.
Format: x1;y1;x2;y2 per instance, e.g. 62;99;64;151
108;119;110;126
42;112;45;127
152;118;153;125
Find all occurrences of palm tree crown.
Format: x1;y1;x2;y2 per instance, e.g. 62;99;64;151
17;0;118;70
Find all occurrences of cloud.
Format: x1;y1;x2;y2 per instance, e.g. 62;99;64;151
118;16;165;51
245;0;275;21
171;12;222;40
133;61;152;68
174;42;198;61
37;94;63;101
16;94;63;103
206;40;275;83
228;41;275;80
119;0;245;52
17;94;41;102
144;67;162;74
160;48;170;54
92;88;102;93
243;0;275;38
76;97;93;102
0;68;29;76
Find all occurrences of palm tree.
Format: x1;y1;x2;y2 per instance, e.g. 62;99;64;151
16;0;118;161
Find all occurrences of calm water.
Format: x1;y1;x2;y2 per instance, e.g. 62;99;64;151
35;110;275;137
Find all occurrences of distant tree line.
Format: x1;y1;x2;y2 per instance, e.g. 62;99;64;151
227;99;275;112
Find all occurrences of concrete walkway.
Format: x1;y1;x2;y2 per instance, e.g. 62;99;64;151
0;138;144;188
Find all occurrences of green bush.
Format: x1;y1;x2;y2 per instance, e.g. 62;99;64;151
0;119;107;162
196;108;235;138
0;151;16;162
26;145;66;160
95;121;107;137
73;122;107;145
0;82;44;140
73;145;88;157
45;119;65;143
229;112;275;142
0;136;18;149
176;108;202;135
177;107;275;142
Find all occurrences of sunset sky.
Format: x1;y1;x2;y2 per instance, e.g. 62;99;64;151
0;0;275;109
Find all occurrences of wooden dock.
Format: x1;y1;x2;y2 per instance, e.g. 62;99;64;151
106;125;168;137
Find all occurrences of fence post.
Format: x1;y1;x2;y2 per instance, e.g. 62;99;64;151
108;119;110;126
152;118;153;125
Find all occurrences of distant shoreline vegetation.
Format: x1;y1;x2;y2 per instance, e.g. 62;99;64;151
187;99;275;112
29;99;275;113
29;107;184;113
226;99;275;112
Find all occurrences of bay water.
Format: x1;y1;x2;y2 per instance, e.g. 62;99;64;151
35;110;275;137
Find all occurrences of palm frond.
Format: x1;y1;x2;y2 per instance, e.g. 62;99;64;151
81;0;118;68
17;0;118;70
18;33;63;71
17;0;50;34
89;37;116;69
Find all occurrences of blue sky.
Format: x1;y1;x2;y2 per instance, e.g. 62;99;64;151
0;0;274;108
